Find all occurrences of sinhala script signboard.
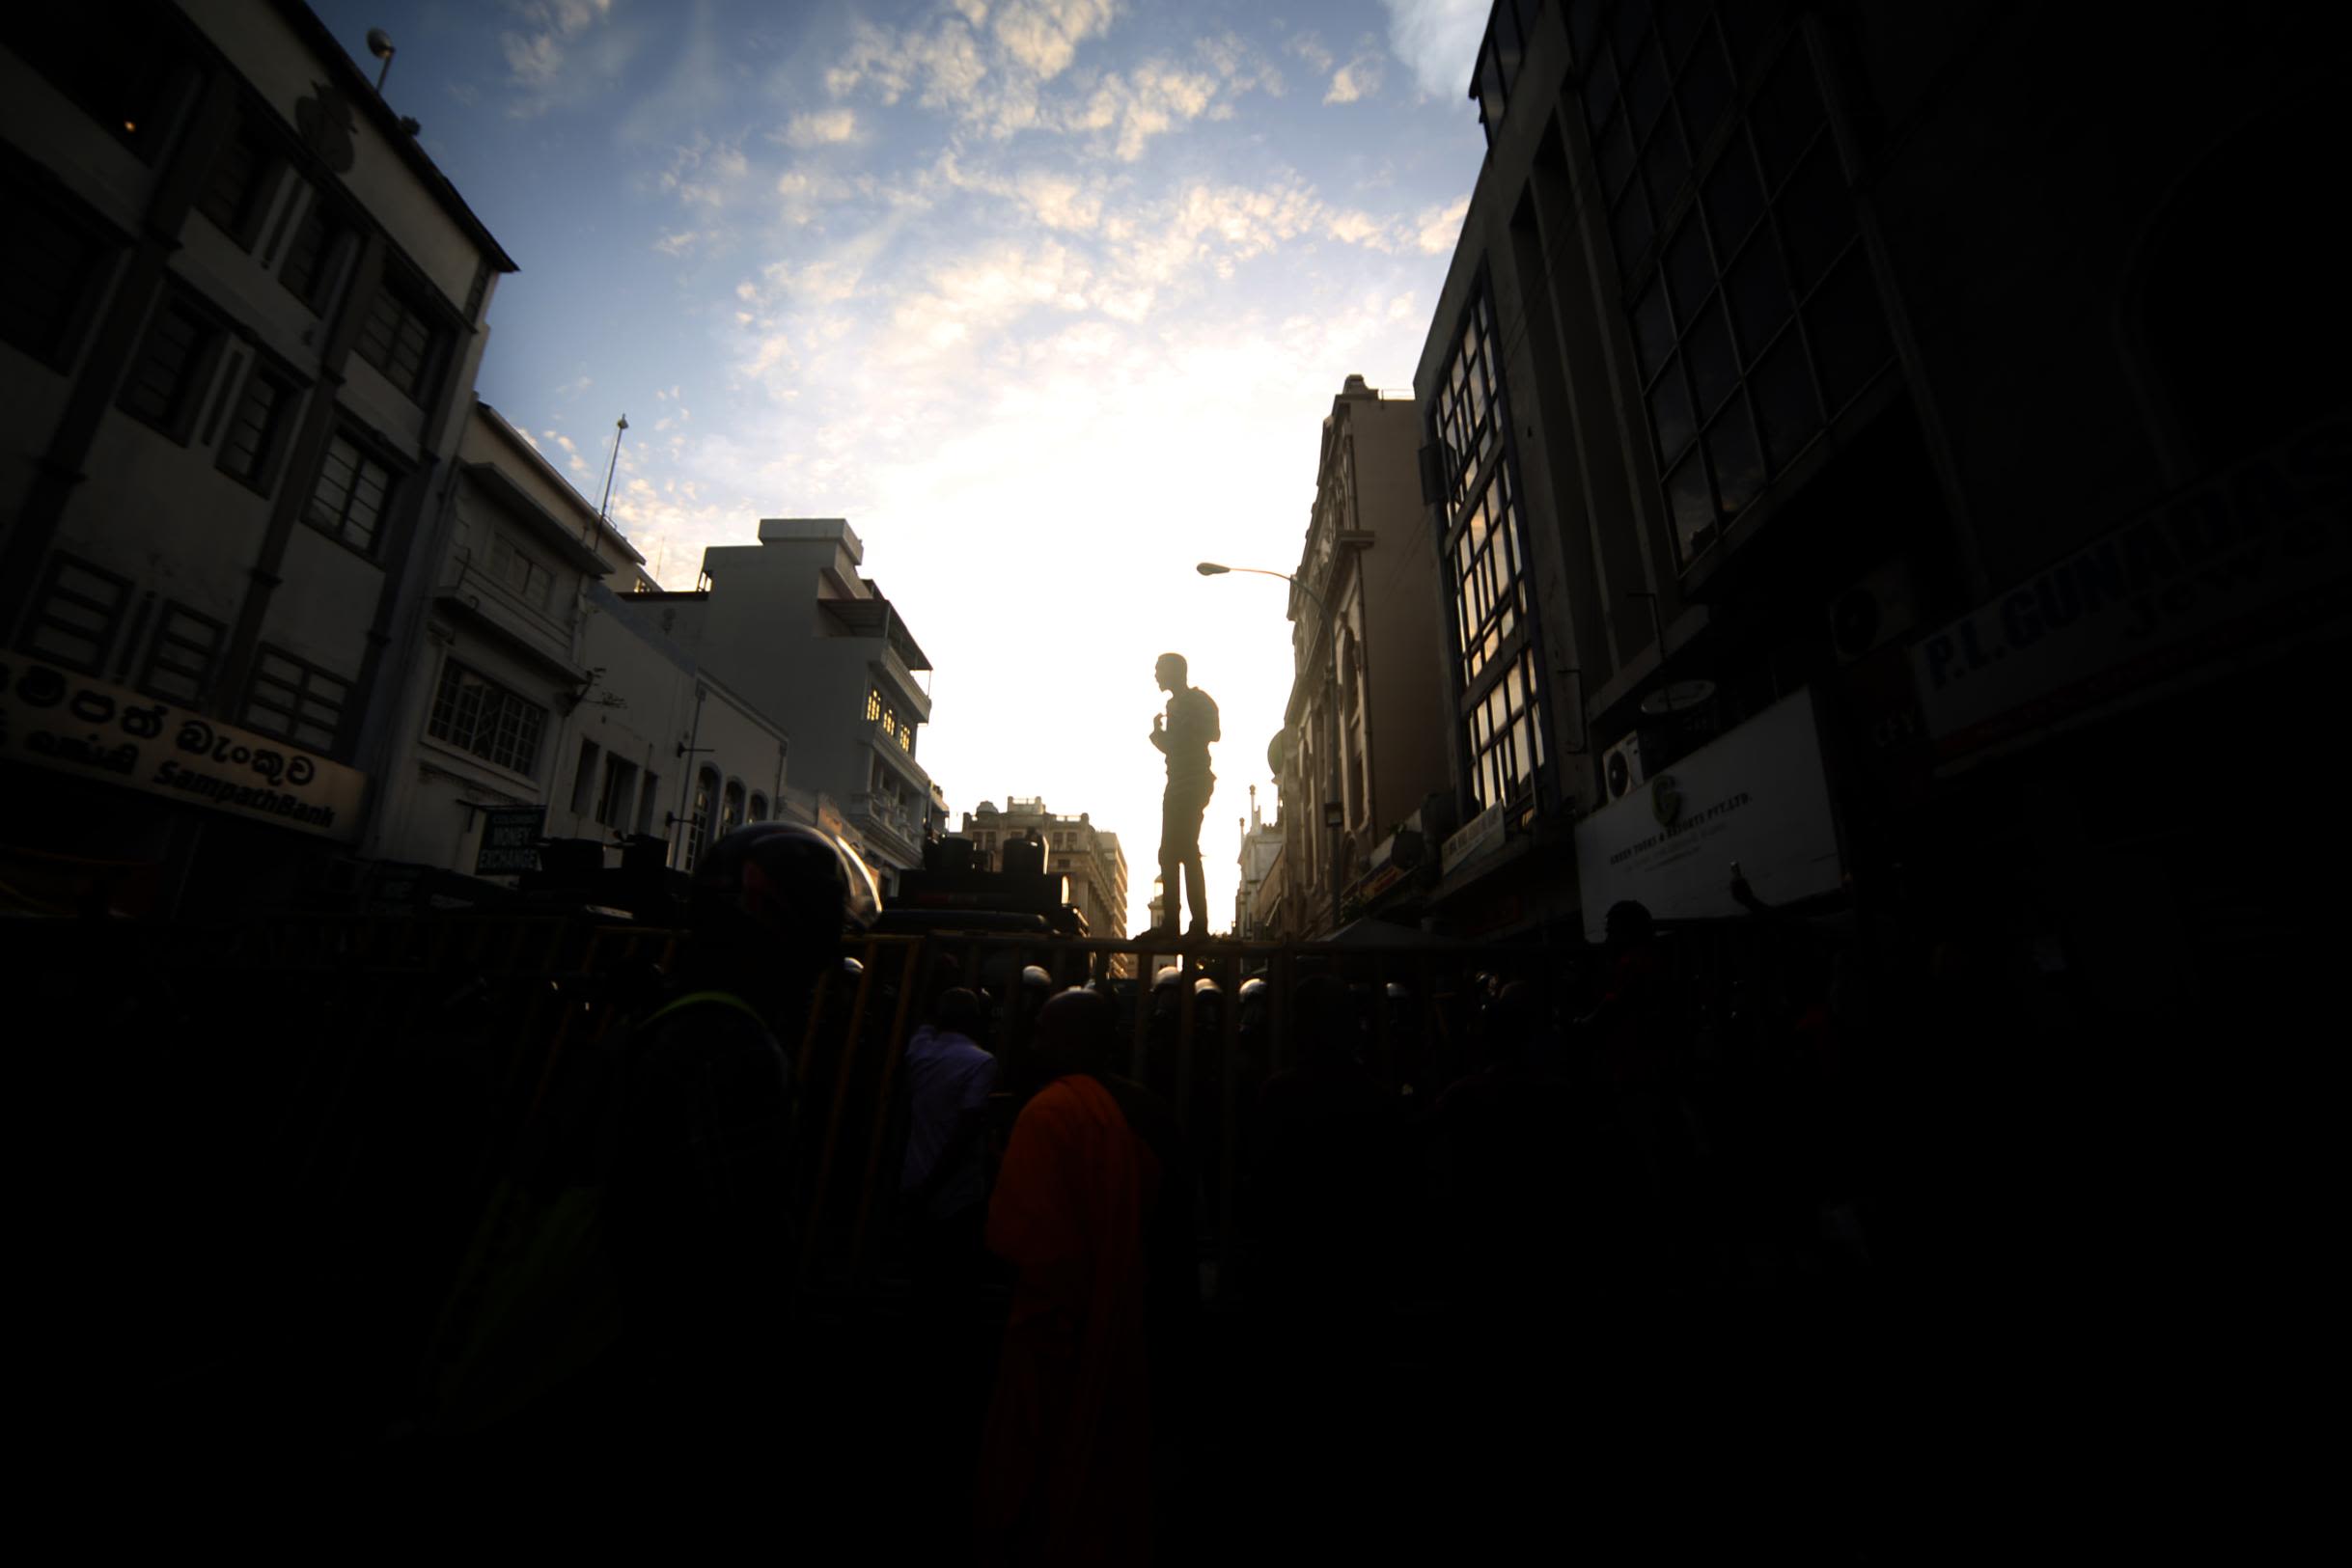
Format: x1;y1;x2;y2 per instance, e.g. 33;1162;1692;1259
1;658;365;840
1572;689;1842;940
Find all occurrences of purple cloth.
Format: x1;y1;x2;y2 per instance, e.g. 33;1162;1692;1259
899;1024;999;1218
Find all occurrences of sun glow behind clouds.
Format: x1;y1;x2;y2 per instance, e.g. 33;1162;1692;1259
356;0;1488;932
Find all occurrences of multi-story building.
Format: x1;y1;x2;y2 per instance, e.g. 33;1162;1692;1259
632;518;937;892
962;797;1131;974
1234;786;1286;941
1;0;513;912
1273;374;1453;935
364;399;830;892
1422;0;2337;1011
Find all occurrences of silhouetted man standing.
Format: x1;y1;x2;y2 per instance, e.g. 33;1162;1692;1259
1142;652;1218;942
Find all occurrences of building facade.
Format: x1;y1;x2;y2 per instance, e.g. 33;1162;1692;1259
1273;374;1454;935
1;0;513;913
361;399;850;893
962;796;1131;973
635;518;938;892
1420;0;2338;1012
1233;786;1285;941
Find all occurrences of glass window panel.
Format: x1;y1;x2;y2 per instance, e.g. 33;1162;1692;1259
1647;357;1697;462
1596;113;1636;201
1623;41;1668;139
1702;133;1766;252
1666;452;1715;562
1719;0;1782;77
1655;0;1706;65
1778;144;1853;293
1676;26;1736;147
1686;297;1739;417
1510;717;1532;782
1571;0;1604;62
1614;184;1655;277
1613;0;1654;58
1729;224;1796;360
1705;399;1766;523
1583;46;1620;132
1750;330;1822;475
1506;659;1524;712
1665;215;1715;325
1808;252;1896;412
1643;109;1689;206
1751;48;1825;189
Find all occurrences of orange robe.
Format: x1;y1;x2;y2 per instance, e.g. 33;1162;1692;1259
975;1073;1164;1566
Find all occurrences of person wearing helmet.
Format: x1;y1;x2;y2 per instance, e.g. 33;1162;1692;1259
605;823;878;1441
1137;652;1219;944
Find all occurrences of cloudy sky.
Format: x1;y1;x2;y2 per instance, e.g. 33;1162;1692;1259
314;0;1491;932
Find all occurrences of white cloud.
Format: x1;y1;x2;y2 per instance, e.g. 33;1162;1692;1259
783;107;858;148
500;0;618;114
1324;40;1388;105
1286;32;1334;74
1414;195;1470;254
653;230;702;256
1379;0;1489;99
991;0;1116;81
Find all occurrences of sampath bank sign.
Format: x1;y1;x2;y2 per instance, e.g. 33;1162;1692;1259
1912;411;2348;761
1;658;365;840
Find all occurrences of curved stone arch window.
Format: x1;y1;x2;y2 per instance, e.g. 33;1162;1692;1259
721;777;747;835
748;792;769;823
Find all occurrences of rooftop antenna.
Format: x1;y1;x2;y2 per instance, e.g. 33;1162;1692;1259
366;28;397;95
593;413;627;546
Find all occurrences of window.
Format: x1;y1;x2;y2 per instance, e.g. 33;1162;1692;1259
570;740;600;814
596;756;640;830
1466;646;1547;813
722;779;746;834
197;117;273;247
278;198;349;312
119;294;223;439
140;601;226;703
637;772;662;835
748;792;768;823
245;646;351;754
1431;292;1503;510
1591;3;1894;566
488;536;555;611
1433;284;1550;820
306;432;396;555
686;766;720;869
215;362;298;492
1;173;117;369
20;552;131;674
355;273;447;403
427;658;548;776
0;3;202;165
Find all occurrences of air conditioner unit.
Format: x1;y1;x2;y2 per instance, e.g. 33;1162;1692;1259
1829;558;1922;665
1601;731;1646;803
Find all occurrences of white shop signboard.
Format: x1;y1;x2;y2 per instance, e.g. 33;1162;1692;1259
1572;689;1842;941
0;657;366;840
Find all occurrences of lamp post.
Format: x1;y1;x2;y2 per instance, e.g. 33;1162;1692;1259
1197;561;1345;935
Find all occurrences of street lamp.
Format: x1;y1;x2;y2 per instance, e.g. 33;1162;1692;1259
1197;560;1344;935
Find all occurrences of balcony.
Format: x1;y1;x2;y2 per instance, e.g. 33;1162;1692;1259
848;791;925;864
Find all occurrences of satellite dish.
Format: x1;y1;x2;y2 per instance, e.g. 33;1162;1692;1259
1640;679;1716;718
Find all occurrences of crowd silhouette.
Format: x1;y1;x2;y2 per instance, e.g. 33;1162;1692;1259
45;818;2119;1558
